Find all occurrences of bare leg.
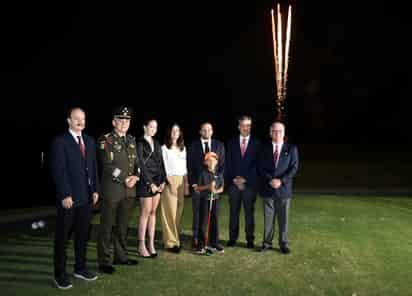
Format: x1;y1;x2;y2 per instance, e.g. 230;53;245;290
148;194;161;254
138;197;152;257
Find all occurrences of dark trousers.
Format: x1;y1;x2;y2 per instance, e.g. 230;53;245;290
54;204;92;278
192;191;205;242
228;184;256;242
192;192;220;246
263;198;290;248
97;197;136;266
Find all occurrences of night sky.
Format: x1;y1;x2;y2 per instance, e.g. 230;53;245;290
1;1;411;207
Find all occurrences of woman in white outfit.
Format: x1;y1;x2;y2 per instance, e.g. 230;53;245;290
160;123;189;253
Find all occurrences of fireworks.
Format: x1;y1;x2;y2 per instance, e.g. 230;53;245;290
271;4;292;121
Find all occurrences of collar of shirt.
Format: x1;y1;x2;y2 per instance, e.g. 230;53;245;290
272;142;283;152
68;129;82;144
113;131;127;140
240;135;250;145
201;138;212;151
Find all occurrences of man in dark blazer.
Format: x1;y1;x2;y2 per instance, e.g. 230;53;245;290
225;115;261;248
258;121;299;254
187;122;225;252
49;107;99;289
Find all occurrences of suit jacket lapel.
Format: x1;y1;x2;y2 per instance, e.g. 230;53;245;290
236;137;242;160
83;134;89;159
244;136;253;158
271;143;276;165
66;131;86;159
278;143;288;165
66;131;79;150
198;139;204;156
211;139;217;153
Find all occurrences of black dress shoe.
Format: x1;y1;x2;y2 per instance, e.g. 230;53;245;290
150;252;158;258
280;246;291;254
227;240;236;247
98;265;115;274
246;241;254;249
113;259;138;265
260;245;272;252
166;246;180;253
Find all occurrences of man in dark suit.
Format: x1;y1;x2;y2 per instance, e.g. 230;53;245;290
187;122;225;252
225;115;261;248
49;107;99;289
258;121;299;254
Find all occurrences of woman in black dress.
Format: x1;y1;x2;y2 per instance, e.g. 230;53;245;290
136;118;166;257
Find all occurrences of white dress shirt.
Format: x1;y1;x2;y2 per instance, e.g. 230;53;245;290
68;129;83;144
201;138;212;154
162;145;188;176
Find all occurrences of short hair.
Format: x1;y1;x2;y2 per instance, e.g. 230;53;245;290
270;121;286;132
67;107;85;119
200;122;213;129
238;115;252;124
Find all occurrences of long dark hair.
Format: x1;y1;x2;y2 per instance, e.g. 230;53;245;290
164;123;185;151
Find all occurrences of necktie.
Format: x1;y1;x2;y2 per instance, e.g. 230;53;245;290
273;144;279;166
78;136;86;158
204;141;210;153
240;138;247;157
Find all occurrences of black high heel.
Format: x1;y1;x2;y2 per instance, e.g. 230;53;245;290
150;252;158;258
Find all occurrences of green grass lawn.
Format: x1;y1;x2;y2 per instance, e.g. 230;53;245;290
1;195;412;296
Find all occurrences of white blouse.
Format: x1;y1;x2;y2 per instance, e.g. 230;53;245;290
161;145;188;176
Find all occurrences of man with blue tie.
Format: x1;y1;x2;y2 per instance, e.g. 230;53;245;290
258;121;299;254
225;115;261;248
49;107;99;289
187;122;225;252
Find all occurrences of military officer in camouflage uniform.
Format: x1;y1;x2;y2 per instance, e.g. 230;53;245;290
97;106;140;274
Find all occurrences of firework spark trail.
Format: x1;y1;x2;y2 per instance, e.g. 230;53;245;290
271;3;292;121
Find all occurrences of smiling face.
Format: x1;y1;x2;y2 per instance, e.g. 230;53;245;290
112;117;130;135
144;120;158;137
171;125;180;142
200;123;213;140
270;122;285;144
204;157;218;171
67;108;86;134
238;118;252;137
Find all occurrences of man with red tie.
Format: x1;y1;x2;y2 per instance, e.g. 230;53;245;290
258;121;299;254
225;115;261;248
49;107;99;289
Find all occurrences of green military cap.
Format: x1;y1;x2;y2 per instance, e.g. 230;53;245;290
113;106;133;119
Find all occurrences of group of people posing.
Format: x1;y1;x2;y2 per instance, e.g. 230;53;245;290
49;105;299;290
